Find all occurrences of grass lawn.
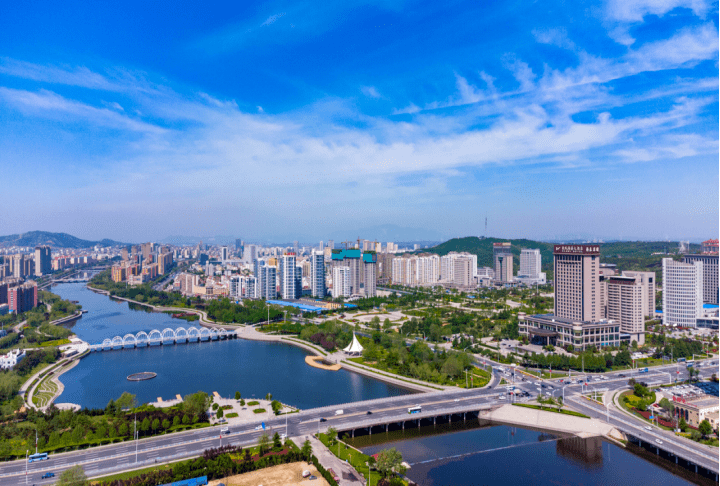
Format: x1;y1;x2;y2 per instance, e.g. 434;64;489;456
512;403;590;418
91;463;175;483
521;370;567;379
318;433;374;482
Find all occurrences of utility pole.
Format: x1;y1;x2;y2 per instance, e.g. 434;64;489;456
134;414;138;464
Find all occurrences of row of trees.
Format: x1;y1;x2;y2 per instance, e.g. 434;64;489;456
520;349;633;372
206;298;284;324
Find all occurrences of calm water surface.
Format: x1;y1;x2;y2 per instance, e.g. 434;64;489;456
52;283;411;409
355;423;695;486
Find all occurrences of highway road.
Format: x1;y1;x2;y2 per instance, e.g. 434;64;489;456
1;360;716;485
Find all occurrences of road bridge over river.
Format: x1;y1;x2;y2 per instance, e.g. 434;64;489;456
1;362;717;485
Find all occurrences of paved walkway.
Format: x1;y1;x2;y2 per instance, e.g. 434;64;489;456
303;435;365;486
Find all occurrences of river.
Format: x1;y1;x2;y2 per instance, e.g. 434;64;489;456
351;422;698;486
51;283;412;410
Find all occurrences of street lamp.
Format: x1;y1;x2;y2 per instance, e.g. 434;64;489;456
25;450;28;485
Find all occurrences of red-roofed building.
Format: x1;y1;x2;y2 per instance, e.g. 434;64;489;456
702;239;718;254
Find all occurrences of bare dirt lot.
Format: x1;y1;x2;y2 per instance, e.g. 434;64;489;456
208;461;329;486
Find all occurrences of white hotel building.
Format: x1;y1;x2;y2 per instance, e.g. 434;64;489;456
662;258;703;328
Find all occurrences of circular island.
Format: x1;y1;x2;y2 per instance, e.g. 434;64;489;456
127;372;157;381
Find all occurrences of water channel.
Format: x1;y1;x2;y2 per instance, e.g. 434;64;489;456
350;422;700;486
51;283;412;410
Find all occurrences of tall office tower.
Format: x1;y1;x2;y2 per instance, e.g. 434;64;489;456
328;240;335;250
362;252;377;297
236;239;242;250
331;249;362;295
258;264;277;300
621;271;656;316
9;282;37;313
702;239;719;254
553;244;600;322
520;249;541;278
606;275;646;344
310;250;326;298
279;253;298;299
453;256;474;287
12;254;26;278
682;253;718;304
34;246;51;276
663;258;703;328
229;276;241;298
221;246;229;262
493;242;514;282
332;266;351;298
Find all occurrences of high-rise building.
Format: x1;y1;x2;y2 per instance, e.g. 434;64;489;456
240;276;257;298
221;246;229;262
34;246;52;276
310;250;326;298
554;244;600;323
332;266;351;298
620;271;656;317
331;249;362;295
293;241;299;254
279;253;298;299
244;245;258;264
157;250;174;275
453;256;474;287
328;240;335;250
606;275;646;344
682;254;718;305
520;248;541;277
12;254;26;279
319;240;324;251
229;276;241;298
258;264;277;300
141;243;153;262
493;243;513;282
9;282;37;313
663;258;703;328
362;252;377;297
377;252;394;285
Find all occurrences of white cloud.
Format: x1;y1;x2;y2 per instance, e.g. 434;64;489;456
361;86;381;98
262;13;286;26
605;0;710;22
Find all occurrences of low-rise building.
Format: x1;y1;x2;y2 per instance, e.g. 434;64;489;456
518;313;621;351
672;395;720;428
0;349;25;369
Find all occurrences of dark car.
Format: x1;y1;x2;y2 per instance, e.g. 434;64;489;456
619;374;626;377
320;418;327;422
309;475;318;480
41;472;55;479
366;411;373;415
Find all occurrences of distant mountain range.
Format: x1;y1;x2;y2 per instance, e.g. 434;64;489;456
0;231;126;249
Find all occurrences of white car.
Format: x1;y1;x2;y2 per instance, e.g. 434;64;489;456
499;395;506;400
644;426;652;431
655;439;663;445
254;425;263;431
280;433;287;440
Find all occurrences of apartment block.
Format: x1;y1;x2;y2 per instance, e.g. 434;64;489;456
453;256;474;287
9;282;37;313
310;249;326;298
332;266;351;298
34;246;52;276
362;252;377;297
606;275;645;344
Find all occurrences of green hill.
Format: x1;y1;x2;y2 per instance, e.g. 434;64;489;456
423;237;690;281
0;231;127;249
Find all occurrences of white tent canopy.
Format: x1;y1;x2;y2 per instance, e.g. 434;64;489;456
343;332;364;354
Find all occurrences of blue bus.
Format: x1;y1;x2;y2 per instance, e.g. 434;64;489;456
408;406;422;414
160;476;208;486
28;453;48;463
686;361;695;368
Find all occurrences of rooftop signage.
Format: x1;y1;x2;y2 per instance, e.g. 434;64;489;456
553;244;600;255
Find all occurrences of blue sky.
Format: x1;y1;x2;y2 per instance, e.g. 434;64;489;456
0;0;717;243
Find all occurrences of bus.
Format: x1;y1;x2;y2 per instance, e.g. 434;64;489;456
686;361;695;368
408;406;422;414
28;453;48;463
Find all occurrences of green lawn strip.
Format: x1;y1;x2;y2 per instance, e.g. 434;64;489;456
318;433;372;482
90;463;176;483
253;408;267;414
247;401;260;406
39;338;72;347
512;403;590;418
341;361;443;391
617;391;675;431
226;413;239;418
521;370;567;379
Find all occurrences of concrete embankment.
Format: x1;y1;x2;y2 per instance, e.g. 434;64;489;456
481;404;624;442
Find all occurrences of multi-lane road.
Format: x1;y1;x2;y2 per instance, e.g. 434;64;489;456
2;360;716;485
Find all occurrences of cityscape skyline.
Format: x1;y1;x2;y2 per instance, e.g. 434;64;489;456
1;0;718;242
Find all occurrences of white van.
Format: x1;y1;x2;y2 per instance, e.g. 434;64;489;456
220;426;229;434
335;409;344;415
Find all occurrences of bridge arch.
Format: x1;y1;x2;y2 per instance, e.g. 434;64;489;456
111;336;123;349
187;327;200;342
199;327;211;341
210;328;219;341
136;331;148;347
162;328;176;344
148;329;162;346
175;327;188;343
122;334;136;348
102;338;113;349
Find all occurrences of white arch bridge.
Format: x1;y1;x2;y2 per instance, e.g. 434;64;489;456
89;327;238;351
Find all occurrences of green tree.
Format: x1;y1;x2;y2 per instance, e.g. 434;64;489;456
182;391;210;416
301;439;313;460
679;417;688;432
115;392;137;410
152;418;160;432
240;399;246;406
265;393;273;400
375;448;406;478
141;417;151;433
56;465;89;486
118;423;129;437
235;391;241;400
182;414;190;425
271;400;282;415
699;419;712;438
258;433;270;455
272;432;282;450
326;427;338;444
217;408;224;419
173;416;181;427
